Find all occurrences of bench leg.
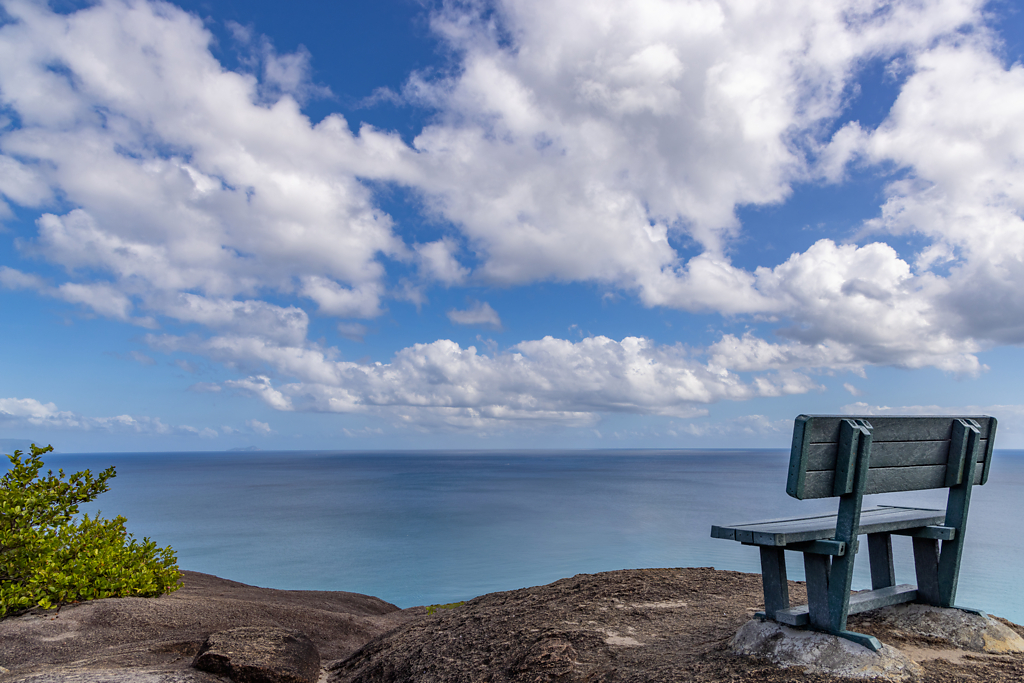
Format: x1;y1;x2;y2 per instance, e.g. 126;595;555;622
759;546;790;619
806;548;884;652
803;552;831;630
867;533;896;589
913;537;941;605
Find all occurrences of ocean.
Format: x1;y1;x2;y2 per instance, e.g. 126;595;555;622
31;449;1024;623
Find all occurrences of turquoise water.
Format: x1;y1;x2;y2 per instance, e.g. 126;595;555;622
32;449;1024;622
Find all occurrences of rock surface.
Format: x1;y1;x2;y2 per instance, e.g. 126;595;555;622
4;568;1024;683
330;567;1024;683
854;603;1024;654
730;619;923;681
192;626;320;683
0;570;420;682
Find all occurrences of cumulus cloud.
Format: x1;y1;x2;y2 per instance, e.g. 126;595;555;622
155;333;822;429
0;395;212;436
1;0;1022;434
408;0;976;275
416;238;469;285
0;0;409;327
447;300;502;329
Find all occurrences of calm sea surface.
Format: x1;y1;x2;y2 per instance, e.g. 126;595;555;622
34;449;1024;622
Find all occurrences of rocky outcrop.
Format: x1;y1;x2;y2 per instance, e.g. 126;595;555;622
0;571;420;682
330;568;1024;683
5;568;1024;683
192;627;320;683
730;619;923;681
853;603;1024;654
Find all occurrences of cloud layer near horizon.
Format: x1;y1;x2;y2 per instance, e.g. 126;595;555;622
1;0;1022;431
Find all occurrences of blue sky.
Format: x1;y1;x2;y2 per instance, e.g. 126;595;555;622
2;0;1024;452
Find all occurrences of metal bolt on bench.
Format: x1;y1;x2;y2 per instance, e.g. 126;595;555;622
711;415;997;652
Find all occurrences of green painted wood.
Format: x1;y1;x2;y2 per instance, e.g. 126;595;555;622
787;415;813;498
892;525;956;541
804;439;989;471
937;420;981;607
944;419;972;486
799;462;985;499
799;415;996;444
712;506;945;546
775;606;810;626
847;585;919;614
713;414;997;641
803;552;832;631
913;536;941;606
826;420;872;633
751;530;787;546
773;585;917;627
981;418;998;485
759;546;790;619
833;418;861;495
787;415;995;500
787;539;847;556
867;533;895;590
836;630;883;652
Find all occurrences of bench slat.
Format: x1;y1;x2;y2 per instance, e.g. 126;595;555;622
805;439;990;471
802;416;996;443
800;462;983;499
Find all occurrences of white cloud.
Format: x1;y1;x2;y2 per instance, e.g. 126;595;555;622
447;300;502;329
416;238;468;285
56;281;137;322
0;0;1021;427
156;293;309;346
680;414;791;439
0;153;50;206
0;397;64;421
0;266;45;290
408;0;978;280
246;418;273;435
224;375;294;411
127;350;156;366
387;0;1014;376
0;395;215;436
750;240;985;374
337;322;368;342
849;41;1024;346
299;277;384;319
0;0;409;331
163;334;823;429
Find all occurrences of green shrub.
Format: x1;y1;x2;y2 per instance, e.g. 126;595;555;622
0;444;181;617
425;601;465;615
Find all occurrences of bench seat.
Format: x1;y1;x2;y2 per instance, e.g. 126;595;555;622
711;505;950;547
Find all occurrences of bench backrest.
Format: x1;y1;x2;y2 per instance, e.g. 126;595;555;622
787;415;997;500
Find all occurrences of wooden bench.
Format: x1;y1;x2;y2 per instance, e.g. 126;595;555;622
711;415;997;651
